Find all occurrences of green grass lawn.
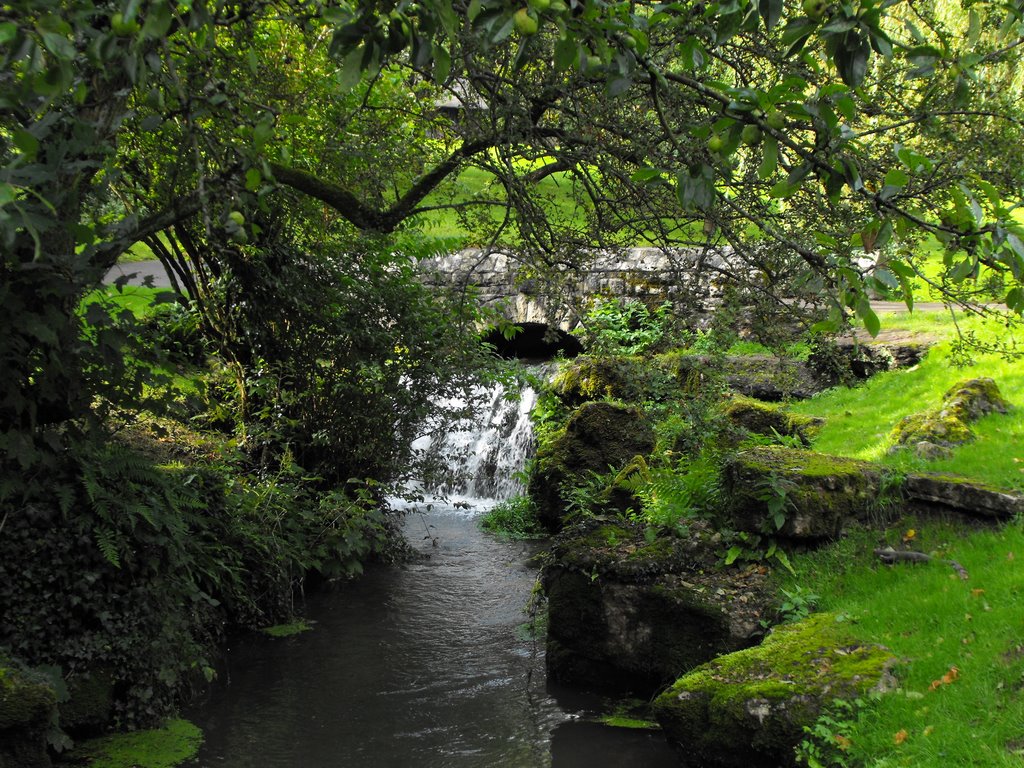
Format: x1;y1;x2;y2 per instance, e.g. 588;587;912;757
776;308;1024;765
82;285;175;318
790;311;1024;491
781;519;1024;767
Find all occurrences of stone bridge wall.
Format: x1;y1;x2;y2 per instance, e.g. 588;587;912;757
418;246;741;331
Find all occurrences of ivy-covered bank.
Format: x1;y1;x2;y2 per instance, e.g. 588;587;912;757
518;300;1024;767
0;422;400;766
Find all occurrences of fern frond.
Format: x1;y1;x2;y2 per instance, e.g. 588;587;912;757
94;527;122;568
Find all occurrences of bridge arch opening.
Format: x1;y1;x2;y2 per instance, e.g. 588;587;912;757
482;322;583;361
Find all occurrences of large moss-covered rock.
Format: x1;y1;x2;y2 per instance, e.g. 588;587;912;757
716;356;825;401
0;661;57;768
889;377;1010;457
725;447;884;541
543;521;770;691
653;613;896;768
60;670;114;737
529;401;656;530
552;355;681;405
721;396;823;445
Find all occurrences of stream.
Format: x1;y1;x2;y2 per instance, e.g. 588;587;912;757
185;383;680;767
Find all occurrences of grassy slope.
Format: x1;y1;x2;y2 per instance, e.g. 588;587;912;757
778;312;1024;766
790;311;1024;491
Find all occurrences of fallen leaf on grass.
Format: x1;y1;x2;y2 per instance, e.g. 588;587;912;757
929;665;960;691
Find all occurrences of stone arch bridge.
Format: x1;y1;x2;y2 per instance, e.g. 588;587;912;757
418;246;745;356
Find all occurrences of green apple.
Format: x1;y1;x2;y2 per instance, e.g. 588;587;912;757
707;134;725;153
514;8;539;35
766;108;785;130
111;12;139;36
802;0;828;20
741;124;762;146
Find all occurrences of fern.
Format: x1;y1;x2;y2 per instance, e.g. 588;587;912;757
94;527;121;568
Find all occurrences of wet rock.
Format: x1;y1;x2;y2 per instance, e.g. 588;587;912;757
725;447;884;541
0;660;57;768
529;402;655;530
543;521;770;692
652;613;896;768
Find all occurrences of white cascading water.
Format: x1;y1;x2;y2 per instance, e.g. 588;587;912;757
410;382;538;502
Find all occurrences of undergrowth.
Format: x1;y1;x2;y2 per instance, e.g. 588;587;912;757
480;495;545;539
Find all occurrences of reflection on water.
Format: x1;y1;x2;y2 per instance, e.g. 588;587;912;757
186;501;681;767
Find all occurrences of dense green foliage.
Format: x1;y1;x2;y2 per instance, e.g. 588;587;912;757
479;494;545;539
1;0;1023;754
0;426;397;726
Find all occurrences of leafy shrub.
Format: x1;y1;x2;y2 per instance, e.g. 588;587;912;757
573;298;675;355
479;495;544;539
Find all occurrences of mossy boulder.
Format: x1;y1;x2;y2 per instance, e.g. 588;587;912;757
552;355;680;405
543;521;771;691
0;661;57;768
889;377;1010;457
725;447;884;541
942;377;1010;420
717;356;825;401
721;396;823;445
529;401;655;530
60;670;115;737
652;613;896;768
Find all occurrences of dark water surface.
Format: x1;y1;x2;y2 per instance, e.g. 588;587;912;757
185;502;679;767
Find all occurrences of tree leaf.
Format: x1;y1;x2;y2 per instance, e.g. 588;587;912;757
757;135;778;179
432;42;451;84
758;0;783;31
857;299;880;337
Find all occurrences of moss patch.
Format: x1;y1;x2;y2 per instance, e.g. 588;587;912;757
67;719;203;768
722;395;823;443
0;662;57;730
598;714;661;730
260;619;314;638
653;613;894;767
552;355;681;405
889;377;1010;456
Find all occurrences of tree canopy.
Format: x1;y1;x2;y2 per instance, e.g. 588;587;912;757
2;0;1024;476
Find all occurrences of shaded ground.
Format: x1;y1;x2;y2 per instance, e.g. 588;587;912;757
104;260;172;289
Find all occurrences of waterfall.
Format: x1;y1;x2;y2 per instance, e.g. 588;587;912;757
410;381;538;502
